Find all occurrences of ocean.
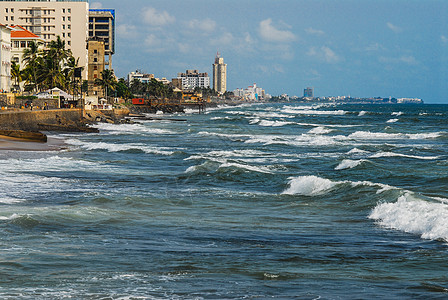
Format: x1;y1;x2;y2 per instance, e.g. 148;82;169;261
0;102;447;299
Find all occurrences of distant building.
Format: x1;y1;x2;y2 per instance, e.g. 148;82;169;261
87;37;105;97
397;98;423;104
233;83;266;101
128;70;154;84
0;0;90;78
213;52;226;94
0;23;11;92
89;9;115;69
10;25;45;68
173;69;210;91
304;87;313;98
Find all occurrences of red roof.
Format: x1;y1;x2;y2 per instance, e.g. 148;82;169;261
11;25;40;39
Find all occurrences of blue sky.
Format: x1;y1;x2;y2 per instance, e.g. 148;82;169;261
91;0;448;103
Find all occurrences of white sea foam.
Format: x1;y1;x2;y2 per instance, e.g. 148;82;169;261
335;159;367;170
359;111;367;116
308;126;333;135
348;131;443;140
387;119;399;123
66;139;175;155
282;176;337;196
370;152;440;160
369;193;448;241
392;112;403;116
282;108;346;115
282;175;396;196
94;123;175;135
347;148;370;155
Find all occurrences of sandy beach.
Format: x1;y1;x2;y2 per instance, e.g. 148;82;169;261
0;135;65;151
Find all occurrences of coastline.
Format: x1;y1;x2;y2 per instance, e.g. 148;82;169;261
0;135;66;151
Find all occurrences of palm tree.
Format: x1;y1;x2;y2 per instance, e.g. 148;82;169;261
10;62;23;92
95;69;117;101
22;41;41;92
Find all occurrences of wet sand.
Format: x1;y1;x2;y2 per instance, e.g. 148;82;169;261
0;135;65;151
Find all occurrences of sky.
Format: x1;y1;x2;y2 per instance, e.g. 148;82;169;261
90;0;448;103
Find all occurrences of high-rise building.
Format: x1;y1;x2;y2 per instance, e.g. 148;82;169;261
88;9;114;69
0;0;89;78
304;87;314;98
213;52;226;94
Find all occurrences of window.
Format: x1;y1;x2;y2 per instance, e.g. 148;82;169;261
5;16;8;21
11;8;13;13
13;57;19;63
68;33;71;38
11;16;14;21
68;25;71;29
62;16;65;22
27;41;32;47
68;9;71;14
5;8;7;13
68;41;71;46
62;24;65;30
94;74;98;79
93;66;98;71
62;9;65;13
14;41;19;48
62;33;65;38
94;49;98;54
93;58;98;62
20;41;26;48
68;17;71;22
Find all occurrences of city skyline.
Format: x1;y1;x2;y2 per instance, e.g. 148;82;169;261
90;0;448;103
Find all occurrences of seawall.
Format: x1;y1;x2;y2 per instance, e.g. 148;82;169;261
0;109;83;131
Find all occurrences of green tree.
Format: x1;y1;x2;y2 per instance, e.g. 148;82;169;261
95;69;117;101
10;61;23;92
22;41;41;92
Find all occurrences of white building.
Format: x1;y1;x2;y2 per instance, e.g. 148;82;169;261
175;70;210;91
0;23;11;92
10;25;45;69
233;83;265;101
0;0;89;78
128;70;154;84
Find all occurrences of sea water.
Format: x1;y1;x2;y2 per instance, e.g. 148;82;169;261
0;102;447;299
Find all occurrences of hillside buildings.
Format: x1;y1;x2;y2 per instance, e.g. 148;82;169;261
172;70;210;91
128;70;155;84
0;23;11;91
213;52;226;94
0;0;90;78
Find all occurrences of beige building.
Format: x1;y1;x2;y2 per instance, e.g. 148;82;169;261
213;52;227;94
87;37;105;97
0;0;89;78
0;23;11;92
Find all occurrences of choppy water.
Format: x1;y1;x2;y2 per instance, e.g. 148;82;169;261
0;102;447;299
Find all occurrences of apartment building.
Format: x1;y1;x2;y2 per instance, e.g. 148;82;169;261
213;52;227;94
173;69;210;91
0;0;89;78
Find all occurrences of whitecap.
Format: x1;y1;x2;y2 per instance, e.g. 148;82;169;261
392;112;403;116
347;148;370;155
386;119;399;123
370;152;440;160
308;126;333;135
359;111;367;116
369;193;448;241
282;176;338;196
335;159;366;170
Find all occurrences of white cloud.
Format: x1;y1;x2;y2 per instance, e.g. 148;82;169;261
307;46;341;63
442;35;448;44
90;2;103;9
305;27;325;36
387;22;402;33
188;18;216;33
259;18;296;43
211;32;234;46
117;24;137;39
142;7;175;27
379;55;418;65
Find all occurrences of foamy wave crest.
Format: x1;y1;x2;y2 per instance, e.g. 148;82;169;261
359;111;367;116
94;123;175;135
308;126;333;135
370;152;440;160
66;140;174;155
392;112;403;116
258;120;294;127
335;159;367;170
348;131;443;140
387;119;399;123
369;193;448;241
282;175;396;196
347;148;370;155
282;176;338;196
283;109;346;115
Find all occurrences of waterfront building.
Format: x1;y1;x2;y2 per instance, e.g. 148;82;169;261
213;52;226;94
233;83;266;101
10;25;44;68
128;70;154;84
88;9;114;69
173;69;210;91
0;0;89;78
87;37;105;97
0;23;11;92
304;87;313;98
